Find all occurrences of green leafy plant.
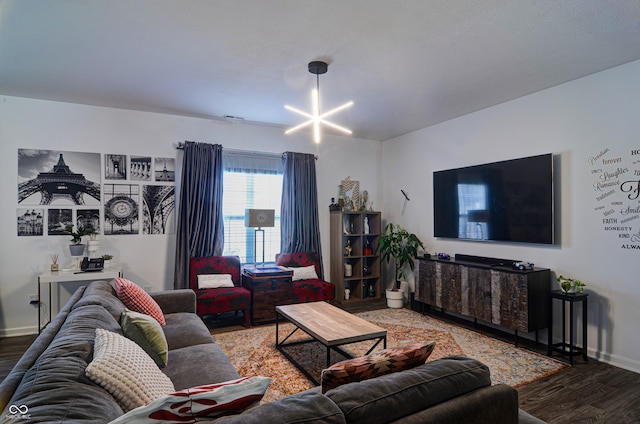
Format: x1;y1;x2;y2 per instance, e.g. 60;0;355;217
377;223;424;289
557;275;585;293
64;224;89;245
83;223;98;240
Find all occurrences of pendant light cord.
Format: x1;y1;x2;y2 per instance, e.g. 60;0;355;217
316;73;321;114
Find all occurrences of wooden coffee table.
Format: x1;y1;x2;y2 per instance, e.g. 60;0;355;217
275;301;387;385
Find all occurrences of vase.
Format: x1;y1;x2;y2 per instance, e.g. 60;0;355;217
386;289;404;308
344;263;352;277
87;240;100;258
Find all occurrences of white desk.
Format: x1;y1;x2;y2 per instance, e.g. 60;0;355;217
37;268;123;332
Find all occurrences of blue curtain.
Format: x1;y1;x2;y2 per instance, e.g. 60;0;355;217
174;142;224;289
280;152;323;278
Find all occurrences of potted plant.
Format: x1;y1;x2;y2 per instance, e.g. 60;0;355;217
65;224;87;257
377;223;425;307
557;275;585;294
83;223;100;257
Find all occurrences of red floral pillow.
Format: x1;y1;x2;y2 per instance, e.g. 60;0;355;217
320;342;436;393
114;278;166;326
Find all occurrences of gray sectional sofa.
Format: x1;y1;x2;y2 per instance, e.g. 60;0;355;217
0;280;544;423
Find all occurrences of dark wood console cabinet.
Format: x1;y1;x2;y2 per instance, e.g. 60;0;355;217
415;257;550;335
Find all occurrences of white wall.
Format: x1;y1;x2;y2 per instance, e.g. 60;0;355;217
381;59;640;373
0;97;382;336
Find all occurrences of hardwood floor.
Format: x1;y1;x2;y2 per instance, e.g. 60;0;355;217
0;334;36;380
518;360;640;423
2;302;639;424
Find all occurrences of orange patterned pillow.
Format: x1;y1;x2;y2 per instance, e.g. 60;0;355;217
114;278;166;326
320;342;436;393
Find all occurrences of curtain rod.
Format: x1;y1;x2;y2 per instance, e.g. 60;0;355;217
176;142;317;160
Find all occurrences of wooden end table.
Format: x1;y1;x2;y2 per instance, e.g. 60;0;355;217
276;301;387;385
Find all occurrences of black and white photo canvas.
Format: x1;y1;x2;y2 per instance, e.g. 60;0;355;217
105;154;127;180
18;149;101;206
77;209;100;234
17;208;44;236
104;184;139;235
154;157;175;182
47;208;73;236
131;156;152;181
142;185;175;234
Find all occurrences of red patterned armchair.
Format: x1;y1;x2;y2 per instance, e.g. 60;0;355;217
276;252;335;304
189;256;251;327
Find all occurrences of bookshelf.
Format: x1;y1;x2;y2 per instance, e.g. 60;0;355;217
330;211;381;304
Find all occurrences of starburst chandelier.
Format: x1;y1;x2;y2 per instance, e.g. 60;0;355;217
285;61;353;143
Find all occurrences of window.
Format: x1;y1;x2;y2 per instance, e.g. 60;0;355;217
457;184;488;240
222;151;283;264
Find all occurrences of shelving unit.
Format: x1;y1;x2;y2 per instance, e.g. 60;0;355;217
330;211;381;304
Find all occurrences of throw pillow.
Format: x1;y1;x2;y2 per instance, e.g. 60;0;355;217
197;273;235;289
320;341;436;393
107;376;271;423
289;265;319;281
114;277;166;326
86;328;175;412
120;309;169;368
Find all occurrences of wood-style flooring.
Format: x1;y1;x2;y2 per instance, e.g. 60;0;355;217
2;301;639;423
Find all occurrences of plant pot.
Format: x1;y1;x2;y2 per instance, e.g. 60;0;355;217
69;244;85;256
386;289;405;308
87;240;100;256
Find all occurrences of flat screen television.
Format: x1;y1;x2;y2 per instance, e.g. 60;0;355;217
433;153;554;244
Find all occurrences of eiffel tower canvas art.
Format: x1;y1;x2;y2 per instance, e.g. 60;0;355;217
18;149;101;206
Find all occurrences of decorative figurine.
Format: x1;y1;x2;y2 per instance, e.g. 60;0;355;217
344;240;353;256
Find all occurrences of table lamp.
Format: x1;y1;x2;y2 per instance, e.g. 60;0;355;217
245;209;275;267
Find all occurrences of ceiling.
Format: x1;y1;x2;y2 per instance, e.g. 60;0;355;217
2;0;640;142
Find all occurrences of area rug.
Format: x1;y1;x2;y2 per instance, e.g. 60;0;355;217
213;308;568;403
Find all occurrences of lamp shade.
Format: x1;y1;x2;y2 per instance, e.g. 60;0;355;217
245;209;275;228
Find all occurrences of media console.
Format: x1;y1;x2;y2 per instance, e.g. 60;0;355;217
415;254;551;345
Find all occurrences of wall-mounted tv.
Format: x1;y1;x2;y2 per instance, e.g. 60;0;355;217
433;153;554;244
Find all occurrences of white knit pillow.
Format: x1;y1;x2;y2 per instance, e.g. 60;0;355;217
197;274;235;289
86;329;175;412
289;265;319;281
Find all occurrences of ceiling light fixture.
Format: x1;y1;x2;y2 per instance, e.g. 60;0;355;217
285;61;353;144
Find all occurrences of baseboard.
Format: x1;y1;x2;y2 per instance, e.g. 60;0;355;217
590;347;640;374
0;325;38;338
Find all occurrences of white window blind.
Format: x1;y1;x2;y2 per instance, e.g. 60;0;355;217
457;183;488;240
222;151;283;264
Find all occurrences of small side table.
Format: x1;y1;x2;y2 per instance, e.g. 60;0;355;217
242;266;293;325
548;290;588;364
38;267;123;333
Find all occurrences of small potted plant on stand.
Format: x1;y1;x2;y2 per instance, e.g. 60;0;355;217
557;275;586;294
377;223;425;308
65;224;87;267
83;223;100;258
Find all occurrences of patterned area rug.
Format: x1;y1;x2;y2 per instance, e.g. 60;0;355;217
213;308;568;403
